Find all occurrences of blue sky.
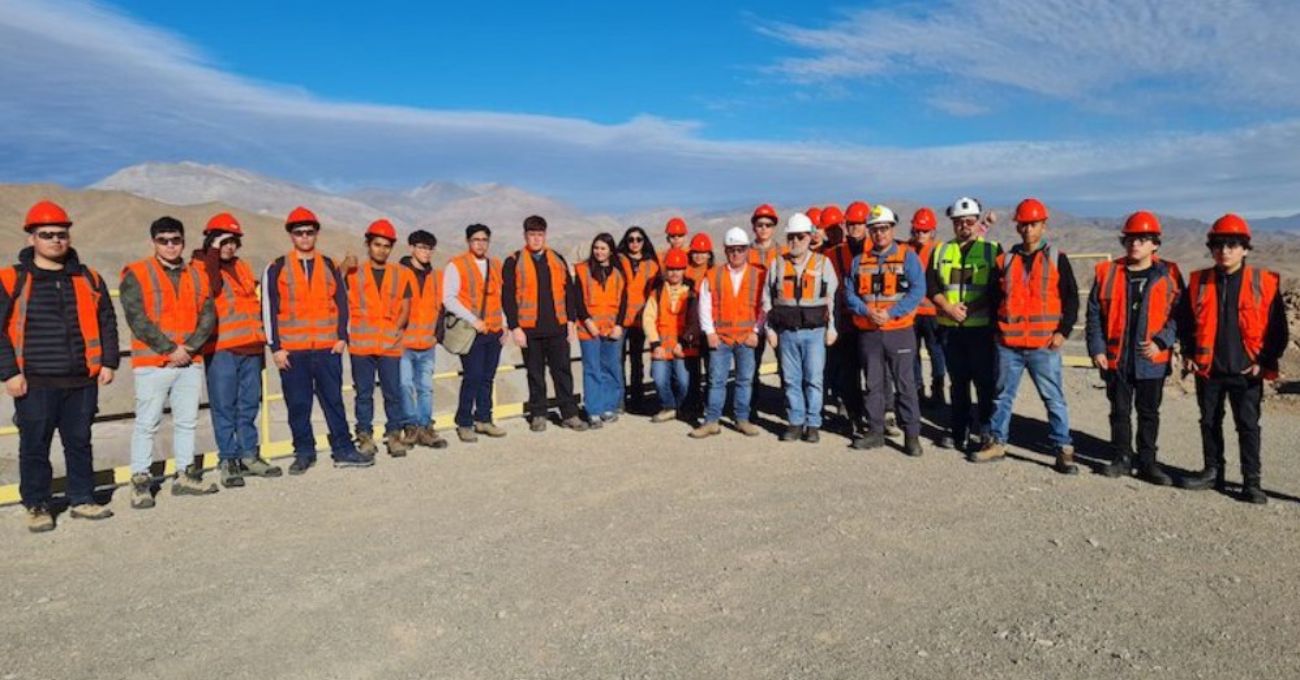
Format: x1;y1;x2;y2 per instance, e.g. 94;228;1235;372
3;0;1300;216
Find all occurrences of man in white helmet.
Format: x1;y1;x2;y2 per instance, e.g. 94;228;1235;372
693;227;765;438
763;214;839;443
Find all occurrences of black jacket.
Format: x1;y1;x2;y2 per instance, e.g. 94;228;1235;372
502;248;571;337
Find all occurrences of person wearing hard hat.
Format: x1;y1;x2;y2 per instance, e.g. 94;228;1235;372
573;232;629;428
398;229;449;450
1176;214;1288;504
503;215;587;433
617;226;659;413
763;213;839;443
442;223;508;443
824;201;871;435
346;219;414;459
1085;212;1182;486
819;205;846;252
691;227;765;438
843;206;926;455
643;248;700;424
927;196;1003;451
748;205;783;272
686;232;715;286
971;199;1081;474
663;217;689;260
1;201;121;531
121;217;219;506
191;213;281;488
264;207;372;472
909;208;947;408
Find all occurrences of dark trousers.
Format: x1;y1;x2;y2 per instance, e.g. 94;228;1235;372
205;350;264;461
624;326;648;409
684;355;704;417
1195;374;1263;480
835;328;865;423
281;350;357;460
913;315;947;390
16;384;98;509
859;329;921;437
522;333;579;420
350;353;404;436
942;325;997;443
456;331;503;427
1105;372;1164;466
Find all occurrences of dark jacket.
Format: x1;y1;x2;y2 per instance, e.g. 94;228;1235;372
119;257;217;357
1176;265;1289;376
502;248;571;337
1085;259;1182;380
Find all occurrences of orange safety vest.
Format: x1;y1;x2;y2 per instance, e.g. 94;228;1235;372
685;262;710;287
996;245;1063;349
619;256;659;326
826;242;858;280
403;265;442;350
347;262;406;357
707;264;762;344
512;248;568;328
1094;259;1180;370
276;251;340;352
123;257;207;368
774;252;829;304
452;251;504;333
852;245;916;332
575;261;626;341
1187;265;1281;380
0;266;104;377
748;243;784;272
194;259;265;353
654;282;698;358
911;239;940;317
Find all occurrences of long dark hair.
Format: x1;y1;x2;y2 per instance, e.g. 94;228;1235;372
587;232;618;272
617;226;657;264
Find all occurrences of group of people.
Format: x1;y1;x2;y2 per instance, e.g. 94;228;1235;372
1;194;1287;532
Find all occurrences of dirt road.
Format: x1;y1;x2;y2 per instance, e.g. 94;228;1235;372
3;369;1299;679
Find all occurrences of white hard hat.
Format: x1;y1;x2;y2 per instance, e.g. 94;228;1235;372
866;205;897;227
723;227;750;247
786;213;815;235
946;196;982;219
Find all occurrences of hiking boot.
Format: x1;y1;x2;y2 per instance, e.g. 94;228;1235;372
172;471;219;496
402;424;420;447
355;431;379;457
421;426;449;449
802;427;820;444
332;449;375;468
530;418;548;433
690;421;722;439
288;457;315;475
560;416;589;432
1053;446;1080;476
219;459;246;488
1240;480;1268;505
1179;467;1219;491
936;434;955;449
735;420;762;437
884;414;902;437
130;473;155;509
779;424;802;442
1102;453;1132;479
474;421;507;437
651;409;677;424
969;441;1006;463
26;506;54;533
852;432;885;450
385;432;410;458
69;503;113;520
1138;463;1173;487
904;435;924;457
240;456;282;477
457;426;478;443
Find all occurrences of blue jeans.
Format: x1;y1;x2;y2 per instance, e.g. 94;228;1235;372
400;347;436;427
651;358;689;410
131;364;204;474
456;332;503;427
205;351;264;460
16;385;97;508
778;328;826;428
281;349;358;460
580;336;625;418
990;345;1072;448
706;342;756;423
351;353;404;436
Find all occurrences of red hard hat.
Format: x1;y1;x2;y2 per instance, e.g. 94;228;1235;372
1122;211;1161;236
689;232;713;253
1014;198;1049;224
24;200;72;231
845;201;871;224
819;205;845;229
805;207;823;227
286;206;320;229
1209;213;1251;239
751;204;778;224
665;217;688;236
205;212;243;236
366;218;398;241
911;207;937;231
663;247;688;269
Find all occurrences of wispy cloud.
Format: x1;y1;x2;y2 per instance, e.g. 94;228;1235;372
1;0;1299;217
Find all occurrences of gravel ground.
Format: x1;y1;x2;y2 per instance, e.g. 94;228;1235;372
2;368;1299;680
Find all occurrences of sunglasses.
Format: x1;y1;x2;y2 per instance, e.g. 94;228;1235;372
154;236;184;246
953;217;978;227
725;246;748;253
33;230;70;242
1209;240;1246;251
754;221;776;229
627;236;644;243
1121;235;1158;245
786;233;810;241
291;228;318;237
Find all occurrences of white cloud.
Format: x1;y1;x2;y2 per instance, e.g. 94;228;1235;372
1;0;1299;217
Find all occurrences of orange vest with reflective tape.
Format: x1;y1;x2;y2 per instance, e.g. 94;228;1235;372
911;239;939;317
512;248;568;328
575;261;625;341
619;256;658;326
852;245;916;331
403;265;441;350
1187;265;1280;379
708;264;762;345
276;252;340;351
1094;259;1180;369
452;251;504;333
123;257;207;368
748;243;784;272
685;262;709;287
0;266;104;377
996;245;1063;349
194;259;265;353
654;282;698;358
347;263;405;357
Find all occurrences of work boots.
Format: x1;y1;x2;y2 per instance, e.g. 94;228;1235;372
130;473;155;509
969;440;1006;463
1179;467;1221;491
474;421;507;437
240;456;283;477
385;432;410;458
1102;452;1133;479
1240;478;1268;505
219;459;245;488
689;421;722;439
418;425;449;449
904;435;923;457
1053;446;1080;475
69;503;113;520
560;416;589;432
26;506;55;533
355;431;379;457
650;409;677;424
779;424;802;442
402;424;420;447
172;470;219;496
735;420;762;437
801;427;820;444
1138;463;1173;487
852;432;886;450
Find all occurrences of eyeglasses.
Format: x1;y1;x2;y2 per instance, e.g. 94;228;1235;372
154;236;184;246
953;217;978;227
725;246;748;254
33;230;70;242
291;228;318;237
786;233;810;241
754;221;775;229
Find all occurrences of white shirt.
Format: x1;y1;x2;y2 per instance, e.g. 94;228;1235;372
698;263;765;335
441;255;489;324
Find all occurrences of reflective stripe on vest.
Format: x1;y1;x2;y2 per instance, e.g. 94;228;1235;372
774;252;828;306
125;258;205;368
576;262;625;341
199;259;265;353
911;239;939;316
997;245;1062;349
654;283;698;358
747;243;783;273
708;265;761;344
619;256;659;326
403;266;441;350
1095;260;1178;370
934;239;997;327
277;252;339;351
852;244;916;331
1188;265;1280;379
453;251;504;333
513;248;568;328
348;263;404;357
0;266;104;377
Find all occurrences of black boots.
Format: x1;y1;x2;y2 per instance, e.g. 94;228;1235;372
904;435;923;457
1241;479;1268;505
1138;464;1173;487
1179;467;1221;491
1102;453;1132;479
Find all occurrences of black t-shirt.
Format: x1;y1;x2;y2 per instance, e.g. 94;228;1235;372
1122;267;1157;375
